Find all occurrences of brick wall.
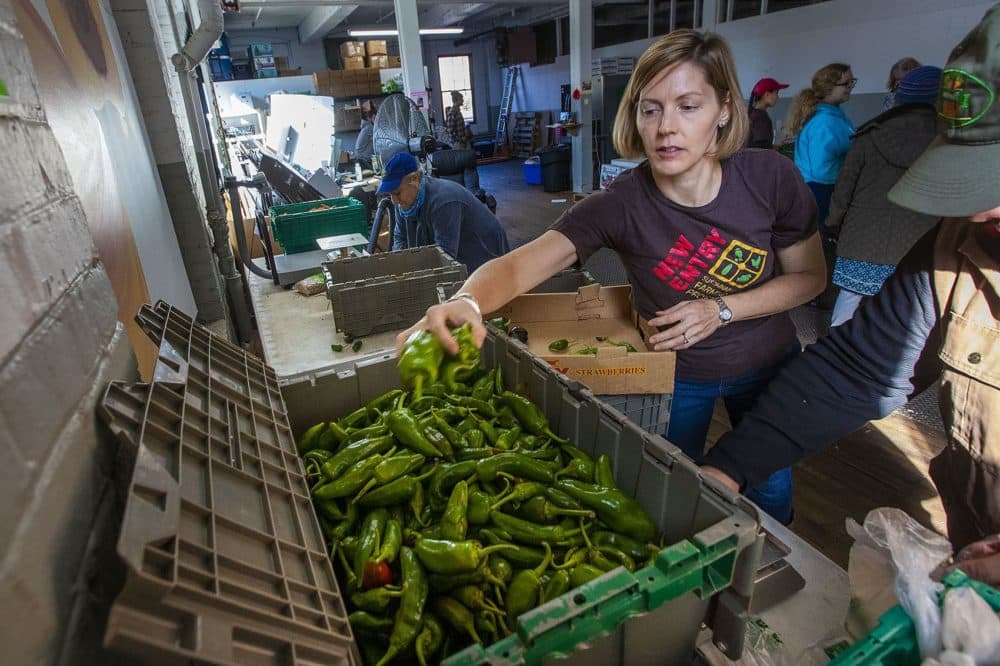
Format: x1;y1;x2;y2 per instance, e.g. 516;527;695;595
0;0;137;661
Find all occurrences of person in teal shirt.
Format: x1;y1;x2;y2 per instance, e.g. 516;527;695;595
787;63;856;225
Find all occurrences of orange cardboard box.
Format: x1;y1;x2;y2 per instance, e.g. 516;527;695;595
367;55;389;69
343;55;366;70
365;39;388;56
340;41;366;58
387;55;402;68
487;285;675;395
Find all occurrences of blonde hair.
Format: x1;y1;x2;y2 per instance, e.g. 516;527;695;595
785;63;850;136
886;57;920;91
612;29;747;161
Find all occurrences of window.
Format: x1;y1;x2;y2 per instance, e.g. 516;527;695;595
438;55;474;123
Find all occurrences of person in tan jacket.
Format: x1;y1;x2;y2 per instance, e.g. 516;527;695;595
702;3;1000;586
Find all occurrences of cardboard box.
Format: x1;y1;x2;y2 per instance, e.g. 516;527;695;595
365;39;388;55
366;55;389;69
343;55;366;70
387;55;402;68
340;41;366;58
488;285;675;394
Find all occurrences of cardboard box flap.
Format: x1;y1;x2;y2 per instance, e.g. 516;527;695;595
496;285;633;323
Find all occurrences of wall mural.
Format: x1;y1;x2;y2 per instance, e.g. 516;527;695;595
15;0;197;379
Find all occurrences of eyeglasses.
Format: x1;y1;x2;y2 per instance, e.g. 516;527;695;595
837;77;858;89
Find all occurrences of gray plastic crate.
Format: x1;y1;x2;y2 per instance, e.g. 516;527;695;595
323;246;467;338
436;269;598;306
597;392;673;436
98;302;359;665
100;302;760;666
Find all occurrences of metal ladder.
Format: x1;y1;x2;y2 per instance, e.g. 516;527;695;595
494;66;518;147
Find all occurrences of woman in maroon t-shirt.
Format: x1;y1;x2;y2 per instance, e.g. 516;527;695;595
400;30;826;524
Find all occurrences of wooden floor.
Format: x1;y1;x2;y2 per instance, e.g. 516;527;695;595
479;160;948;569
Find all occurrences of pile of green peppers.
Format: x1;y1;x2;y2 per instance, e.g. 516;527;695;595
297;324;663;665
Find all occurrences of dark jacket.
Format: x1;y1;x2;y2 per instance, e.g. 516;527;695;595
703;222;1000;549
747;107;774;149
826;104;939;265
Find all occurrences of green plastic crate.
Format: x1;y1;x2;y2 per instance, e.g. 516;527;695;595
269;196;366;254
830;570;1000;665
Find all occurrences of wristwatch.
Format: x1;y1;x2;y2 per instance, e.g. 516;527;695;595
714;297;733;326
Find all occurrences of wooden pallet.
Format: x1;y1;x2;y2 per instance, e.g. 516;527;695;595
509;112;542;158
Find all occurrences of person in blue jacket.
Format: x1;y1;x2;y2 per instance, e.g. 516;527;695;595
786;63;857;237
378;152;510;272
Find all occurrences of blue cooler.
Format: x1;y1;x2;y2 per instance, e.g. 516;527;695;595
523;157;542;185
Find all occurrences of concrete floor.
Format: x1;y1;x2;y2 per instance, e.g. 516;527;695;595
479;158;947;568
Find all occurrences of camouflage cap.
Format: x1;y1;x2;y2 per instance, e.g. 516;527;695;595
889;3;1000;217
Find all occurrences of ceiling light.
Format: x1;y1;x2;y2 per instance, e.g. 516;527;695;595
348;28;464;37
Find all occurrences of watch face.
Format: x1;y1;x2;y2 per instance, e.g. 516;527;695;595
720;309;733;321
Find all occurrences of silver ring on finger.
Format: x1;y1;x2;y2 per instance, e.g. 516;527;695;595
682;332;690;344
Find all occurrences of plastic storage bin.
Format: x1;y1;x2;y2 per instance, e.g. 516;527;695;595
99;301;762;665
830;569;1000;665
537;144;572;193
524;157;542;185
598;392;673;436
323;246;468;337
269;196;367;255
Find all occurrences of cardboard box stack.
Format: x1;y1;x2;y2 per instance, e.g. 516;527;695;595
313;69;383;98
365;40;388;55
367;55;389;69
387;55;401;68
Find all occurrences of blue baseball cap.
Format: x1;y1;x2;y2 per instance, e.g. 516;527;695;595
377;152;419;194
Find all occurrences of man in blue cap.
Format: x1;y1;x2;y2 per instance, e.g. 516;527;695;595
702;3;1000;585
377;152;510;272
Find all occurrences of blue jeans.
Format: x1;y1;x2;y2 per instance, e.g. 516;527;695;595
666;351;798;524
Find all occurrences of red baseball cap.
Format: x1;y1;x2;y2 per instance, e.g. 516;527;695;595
752;77;790;96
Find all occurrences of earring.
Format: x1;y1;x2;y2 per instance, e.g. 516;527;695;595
718;120;727;128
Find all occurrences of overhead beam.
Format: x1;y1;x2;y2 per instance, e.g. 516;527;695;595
419;3;491;27
298;5;358;43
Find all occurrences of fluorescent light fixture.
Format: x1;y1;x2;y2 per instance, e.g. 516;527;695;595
348;28;464;37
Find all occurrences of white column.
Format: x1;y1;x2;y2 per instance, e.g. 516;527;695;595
569;0;593;193
394;0;427;122
701;0;719;30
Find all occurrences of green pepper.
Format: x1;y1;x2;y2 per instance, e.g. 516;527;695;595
553;479;656;542
428;460;478;509
476;452;556;484
338;405;370;430
495;425;522;451
447;395;497;417
490;555;514;586
494;406;520;430
366;388;404;413
432;595;483;645
544;486;584;510
559;443;596;478
451;585;502;615
515;496;595;524
433;413;469;449
609;338;638;352
314;498;344;521
374;546;429;666
467;485;492;525
354;451;427;501
386;408;443;458
338;422;389;448
320;435;395;481
548;338;571;352
356;465;437;508
350;585;403;613
422;423;455;460
490;481;547;512
471;370;496;402
487;316;510;331
464;429;486;449
353;508;389;583
474;416;500;445
540;569;571;604
440;479;470;541
475;610;500;645
375;516;403;564
456;416;478;434
415;613;445;666
313;451;392;499
575;346;598;355
591;530;658;563
352;339;364;352
594;453;616;488
297;422;327;453
489;510;583;546
506;543;552;626
569;562;607;588
413;538;516;574
323;500;359;544
498;391;569;443
440;326;481;393
480;529;550;569
349;610;394;636
331;344;344;353
397;329;446;399
556;456;595;481
409;395;446;413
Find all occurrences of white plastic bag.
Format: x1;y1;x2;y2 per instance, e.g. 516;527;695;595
845;508;952;658
940;586;1000;663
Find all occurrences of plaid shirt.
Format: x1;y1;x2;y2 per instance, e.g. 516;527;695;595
446;106;470;146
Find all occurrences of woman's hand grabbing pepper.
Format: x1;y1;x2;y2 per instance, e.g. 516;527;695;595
396;297;487;357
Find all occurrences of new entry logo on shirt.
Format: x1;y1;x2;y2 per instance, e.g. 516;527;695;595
652;228;768;297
